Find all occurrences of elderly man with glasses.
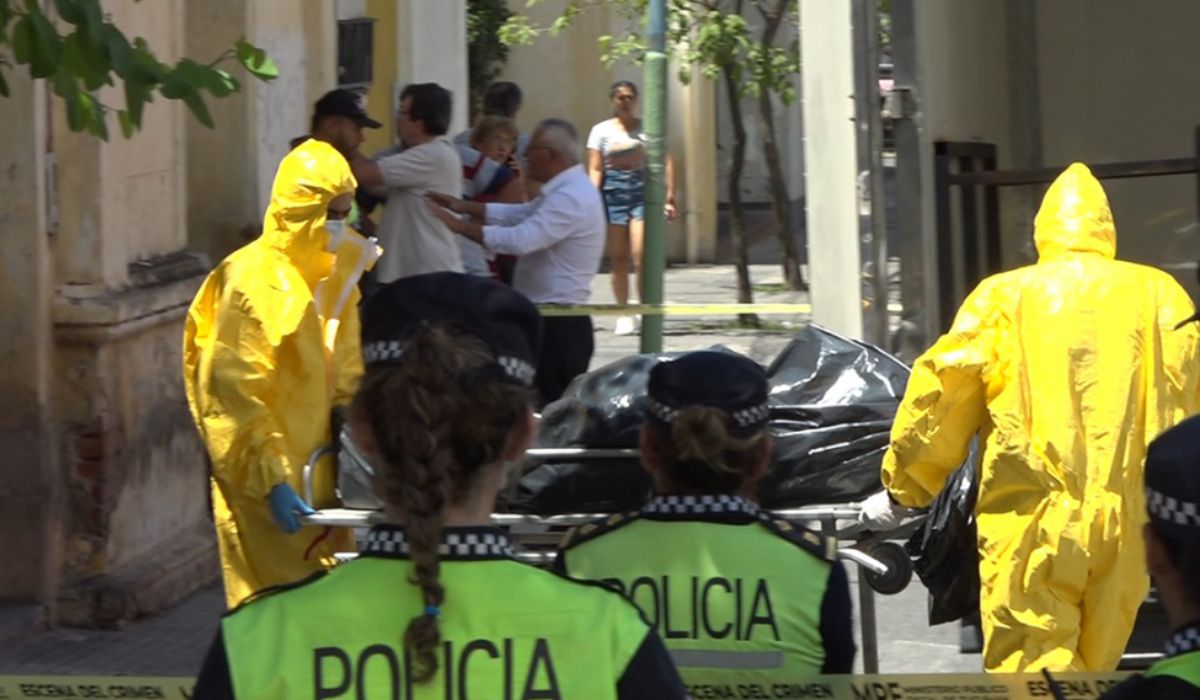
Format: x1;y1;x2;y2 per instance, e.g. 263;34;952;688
427;118;606;407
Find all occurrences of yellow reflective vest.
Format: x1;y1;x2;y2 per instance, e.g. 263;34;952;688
558;494;854;696
197;526;686;699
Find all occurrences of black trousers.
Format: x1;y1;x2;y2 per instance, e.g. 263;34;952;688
536;315;594;408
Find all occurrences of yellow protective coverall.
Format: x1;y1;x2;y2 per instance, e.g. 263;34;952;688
883;163;1200;672
183;139;380;607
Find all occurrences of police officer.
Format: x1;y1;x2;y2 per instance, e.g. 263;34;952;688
192;273;687;699
1102;414;1200;699
556;351;856;695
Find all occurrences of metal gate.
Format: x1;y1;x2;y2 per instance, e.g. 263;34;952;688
932;136;1200;331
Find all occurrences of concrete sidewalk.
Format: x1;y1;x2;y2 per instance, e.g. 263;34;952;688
587;263;813;369
0;264;982;678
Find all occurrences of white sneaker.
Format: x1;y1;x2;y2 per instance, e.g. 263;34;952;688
614;315;637;336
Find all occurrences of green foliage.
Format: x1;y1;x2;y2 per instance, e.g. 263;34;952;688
0;0;276;139
498;0;800;103
467;0;513;120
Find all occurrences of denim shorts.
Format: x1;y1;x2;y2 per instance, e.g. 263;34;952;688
602;168;645;226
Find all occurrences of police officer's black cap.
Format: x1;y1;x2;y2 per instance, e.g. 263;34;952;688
646;351;770;436
360;272;543;386
314;89;382;129
1145;414;1200;540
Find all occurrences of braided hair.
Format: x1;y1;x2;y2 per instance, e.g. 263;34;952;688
351;323;534;683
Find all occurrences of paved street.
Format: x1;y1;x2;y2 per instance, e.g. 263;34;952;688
0;264;982;677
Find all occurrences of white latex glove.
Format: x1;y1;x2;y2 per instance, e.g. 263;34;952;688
858;491;910;530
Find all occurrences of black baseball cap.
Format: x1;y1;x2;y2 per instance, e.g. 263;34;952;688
646;351;771;437
314;89;382;129
360;272;543;387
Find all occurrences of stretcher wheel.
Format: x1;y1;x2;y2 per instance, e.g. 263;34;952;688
863;541;912;595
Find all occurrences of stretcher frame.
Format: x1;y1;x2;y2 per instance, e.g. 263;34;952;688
300;444;921;673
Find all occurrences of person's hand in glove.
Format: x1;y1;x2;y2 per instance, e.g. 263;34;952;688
858;490;911;531
268;483;316;534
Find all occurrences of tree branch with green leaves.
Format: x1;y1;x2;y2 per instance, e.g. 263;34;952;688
0;0;277;139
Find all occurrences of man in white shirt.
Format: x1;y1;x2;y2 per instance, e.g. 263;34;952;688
351;83;462;283
428;118;605;406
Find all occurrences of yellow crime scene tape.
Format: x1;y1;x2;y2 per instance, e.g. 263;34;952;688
0;672;1133;699
537;302;905;317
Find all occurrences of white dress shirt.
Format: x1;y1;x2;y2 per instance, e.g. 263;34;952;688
482;164;605;305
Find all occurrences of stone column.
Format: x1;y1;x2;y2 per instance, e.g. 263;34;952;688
0;66;61;624
396;0;469;135
49;0;215;626
672;61;718;264
185;0;258;264
800;0;865;337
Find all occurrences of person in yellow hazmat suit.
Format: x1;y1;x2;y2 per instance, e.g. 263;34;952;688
183;139;381;607
860;162;1200;672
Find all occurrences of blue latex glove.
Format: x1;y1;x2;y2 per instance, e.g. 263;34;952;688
268;483;316;534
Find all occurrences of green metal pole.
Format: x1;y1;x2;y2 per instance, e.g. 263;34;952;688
640;0;668;353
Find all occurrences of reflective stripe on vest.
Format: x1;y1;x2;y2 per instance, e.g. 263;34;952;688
563;518;831;688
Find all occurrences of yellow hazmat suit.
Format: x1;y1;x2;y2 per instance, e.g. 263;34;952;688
183;140;379;607
883;163;1200;672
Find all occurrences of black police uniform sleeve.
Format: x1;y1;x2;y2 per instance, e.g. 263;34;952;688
191;628;235;700
617;629;690;699
550;548;567;574
819;561;856;673
1100;674;1200;700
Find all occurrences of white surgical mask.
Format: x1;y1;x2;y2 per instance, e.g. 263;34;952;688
324;219;347;252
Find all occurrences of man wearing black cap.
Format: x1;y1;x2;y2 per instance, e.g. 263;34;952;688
309;88;382;159
1102;415;1200;698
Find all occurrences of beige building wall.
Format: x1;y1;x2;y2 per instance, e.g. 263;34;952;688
0;0;217;624
395;0;470;137
250;0;339;214
187;0;341;265
497;0;716;262
0;0;471;625
895;0;1019;340
51;0;189;292
906;1;1200;292
185;0;258;264
1035;0;1200;292
0;67;60;612
49;0;216;626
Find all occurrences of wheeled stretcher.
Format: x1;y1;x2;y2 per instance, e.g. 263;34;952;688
299;441;923;673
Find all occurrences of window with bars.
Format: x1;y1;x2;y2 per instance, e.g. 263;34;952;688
337;18;375;89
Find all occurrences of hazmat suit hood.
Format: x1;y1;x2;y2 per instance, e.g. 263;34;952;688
261;139;357;288
1033;162;1117;261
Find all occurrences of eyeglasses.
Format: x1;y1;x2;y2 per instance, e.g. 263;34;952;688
615;94;636;102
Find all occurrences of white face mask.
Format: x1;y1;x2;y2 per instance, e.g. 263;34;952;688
325;219;347;252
